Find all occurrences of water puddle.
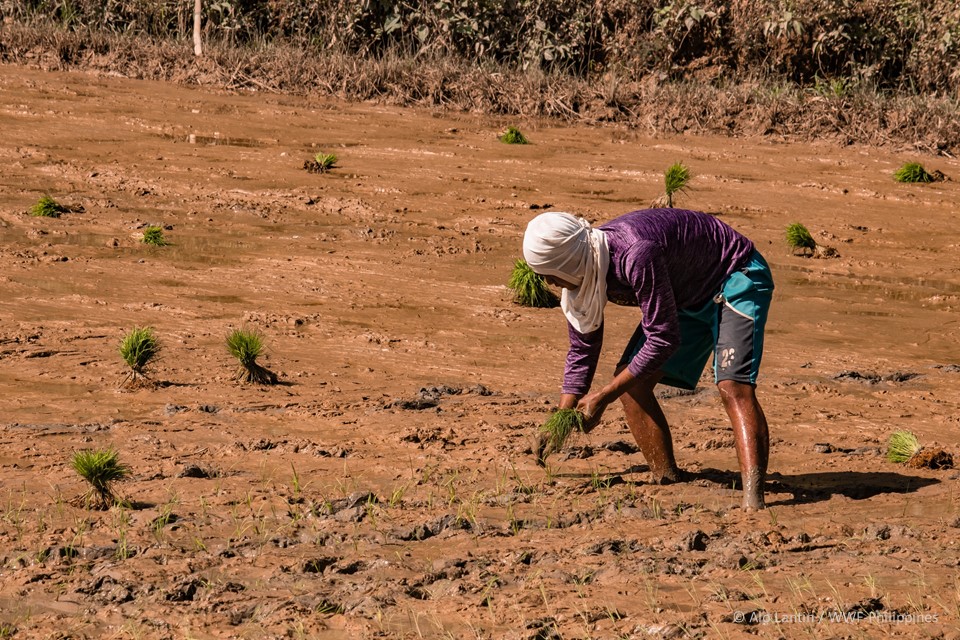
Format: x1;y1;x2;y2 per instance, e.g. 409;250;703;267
154;133;275;147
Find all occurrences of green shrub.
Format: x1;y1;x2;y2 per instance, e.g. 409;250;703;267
499;126;529;144
119;326;159;384
31;195;67;218
226;328;278;384
71;448;130;508
508;259;559;308
893;162;934;183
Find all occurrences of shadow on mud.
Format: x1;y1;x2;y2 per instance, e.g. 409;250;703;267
695;468;941;506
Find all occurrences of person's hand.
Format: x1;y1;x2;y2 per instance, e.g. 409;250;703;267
576;391;609;433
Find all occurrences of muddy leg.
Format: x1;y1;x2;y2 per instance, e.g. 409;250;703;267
618;369;681;484
718;380;769;510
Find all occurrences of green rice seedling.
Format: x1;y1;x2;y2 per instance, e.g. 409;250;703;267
786;222;838;258
785;222;816;251
304;152;337;173
886;430;921;463
499;126;529;145
226;328;278;384
71;448;130;509
118;326;159;385
893;162;935;184
141;226;169;246
663;162;691;208
535;409;586;466
508;258;559;308
30;195;68;218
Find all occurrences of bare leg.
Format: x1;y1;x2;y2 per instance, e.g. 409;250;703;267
717;380;769;510
617;369;682;484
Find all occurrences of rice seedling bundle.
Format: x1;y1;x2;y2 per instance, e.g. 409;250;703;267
31;195;67;218
71;448;130;508
499;126;529;144
893;162;934;183
886;430;954;469
226;328;278;384
508;259;559;308
663;162;691;207
142;226;169;246
535;408;586;466
785;222;816;251
119;326;159;384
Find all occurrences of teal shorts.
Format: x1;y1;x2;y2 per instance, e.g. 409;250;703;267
618;250;774;389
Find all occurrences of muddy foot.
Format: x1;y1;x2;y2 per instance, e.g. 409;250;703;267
650;468;690;485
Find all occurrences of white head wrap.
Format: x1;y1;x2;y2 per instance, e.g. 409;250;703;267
522;212;610;333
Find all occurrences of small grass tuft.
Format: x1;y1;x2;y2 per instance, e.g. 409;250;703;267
226;328;278;385
119;326;159;385
499;126;529;145
508;259;559;308
141;226;169;246
886;430;921;463
893;162;934;183
71;448;130;509
304;152;337;173
31;195;68;218
535;409;586;466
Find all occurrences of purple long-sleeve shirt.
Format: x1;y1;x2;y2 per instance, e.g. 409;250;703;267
562;209;754;395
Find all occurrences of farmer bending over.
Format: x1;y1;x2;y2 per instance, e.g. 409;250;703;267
524;209;774;510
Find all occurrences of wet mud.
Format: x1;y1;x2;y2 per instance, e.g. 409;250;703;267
0;65;959;638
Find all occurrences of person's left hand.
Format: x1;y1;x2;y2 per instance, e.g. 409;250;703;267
577;391;609;433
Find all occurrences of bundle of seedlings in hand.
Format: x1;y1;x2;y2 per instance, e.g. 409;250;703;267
30;195;68;218
499;126;529;145
71;448;130;509
785;222;837;258
654;162;691;208
893;162;942;184
141;226;169;246
119;326;160;386
535;408;586;466
508;258;559;308
226;328;278;384
304;152;337;174
886;430;953;469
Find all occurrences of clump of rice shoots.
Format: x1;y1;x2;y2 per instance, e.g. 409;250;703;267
662;162;691;208
31;195;68;218
893;162;935;184
886;430;921;463
119;326;160;386
508;259;559;308
887;430;954;469
141;226;169;246
226;328;278;384
304;152;337;173
499;126;529;145
71;448;130;509
786;222;838;259
535;409;586;466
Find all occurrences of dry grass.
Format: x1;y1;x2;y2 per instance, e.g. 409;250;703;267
2;24;959;155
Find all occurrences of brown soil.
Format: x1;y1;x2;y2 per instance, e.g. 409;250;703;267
909;449;954;470
1;65;959;639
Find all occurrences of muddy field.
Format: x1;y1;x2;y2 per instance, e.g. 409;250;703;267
0;64;959;639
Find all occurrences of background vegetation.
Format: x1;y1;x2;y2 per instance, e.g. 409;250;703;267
2;0;959;152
